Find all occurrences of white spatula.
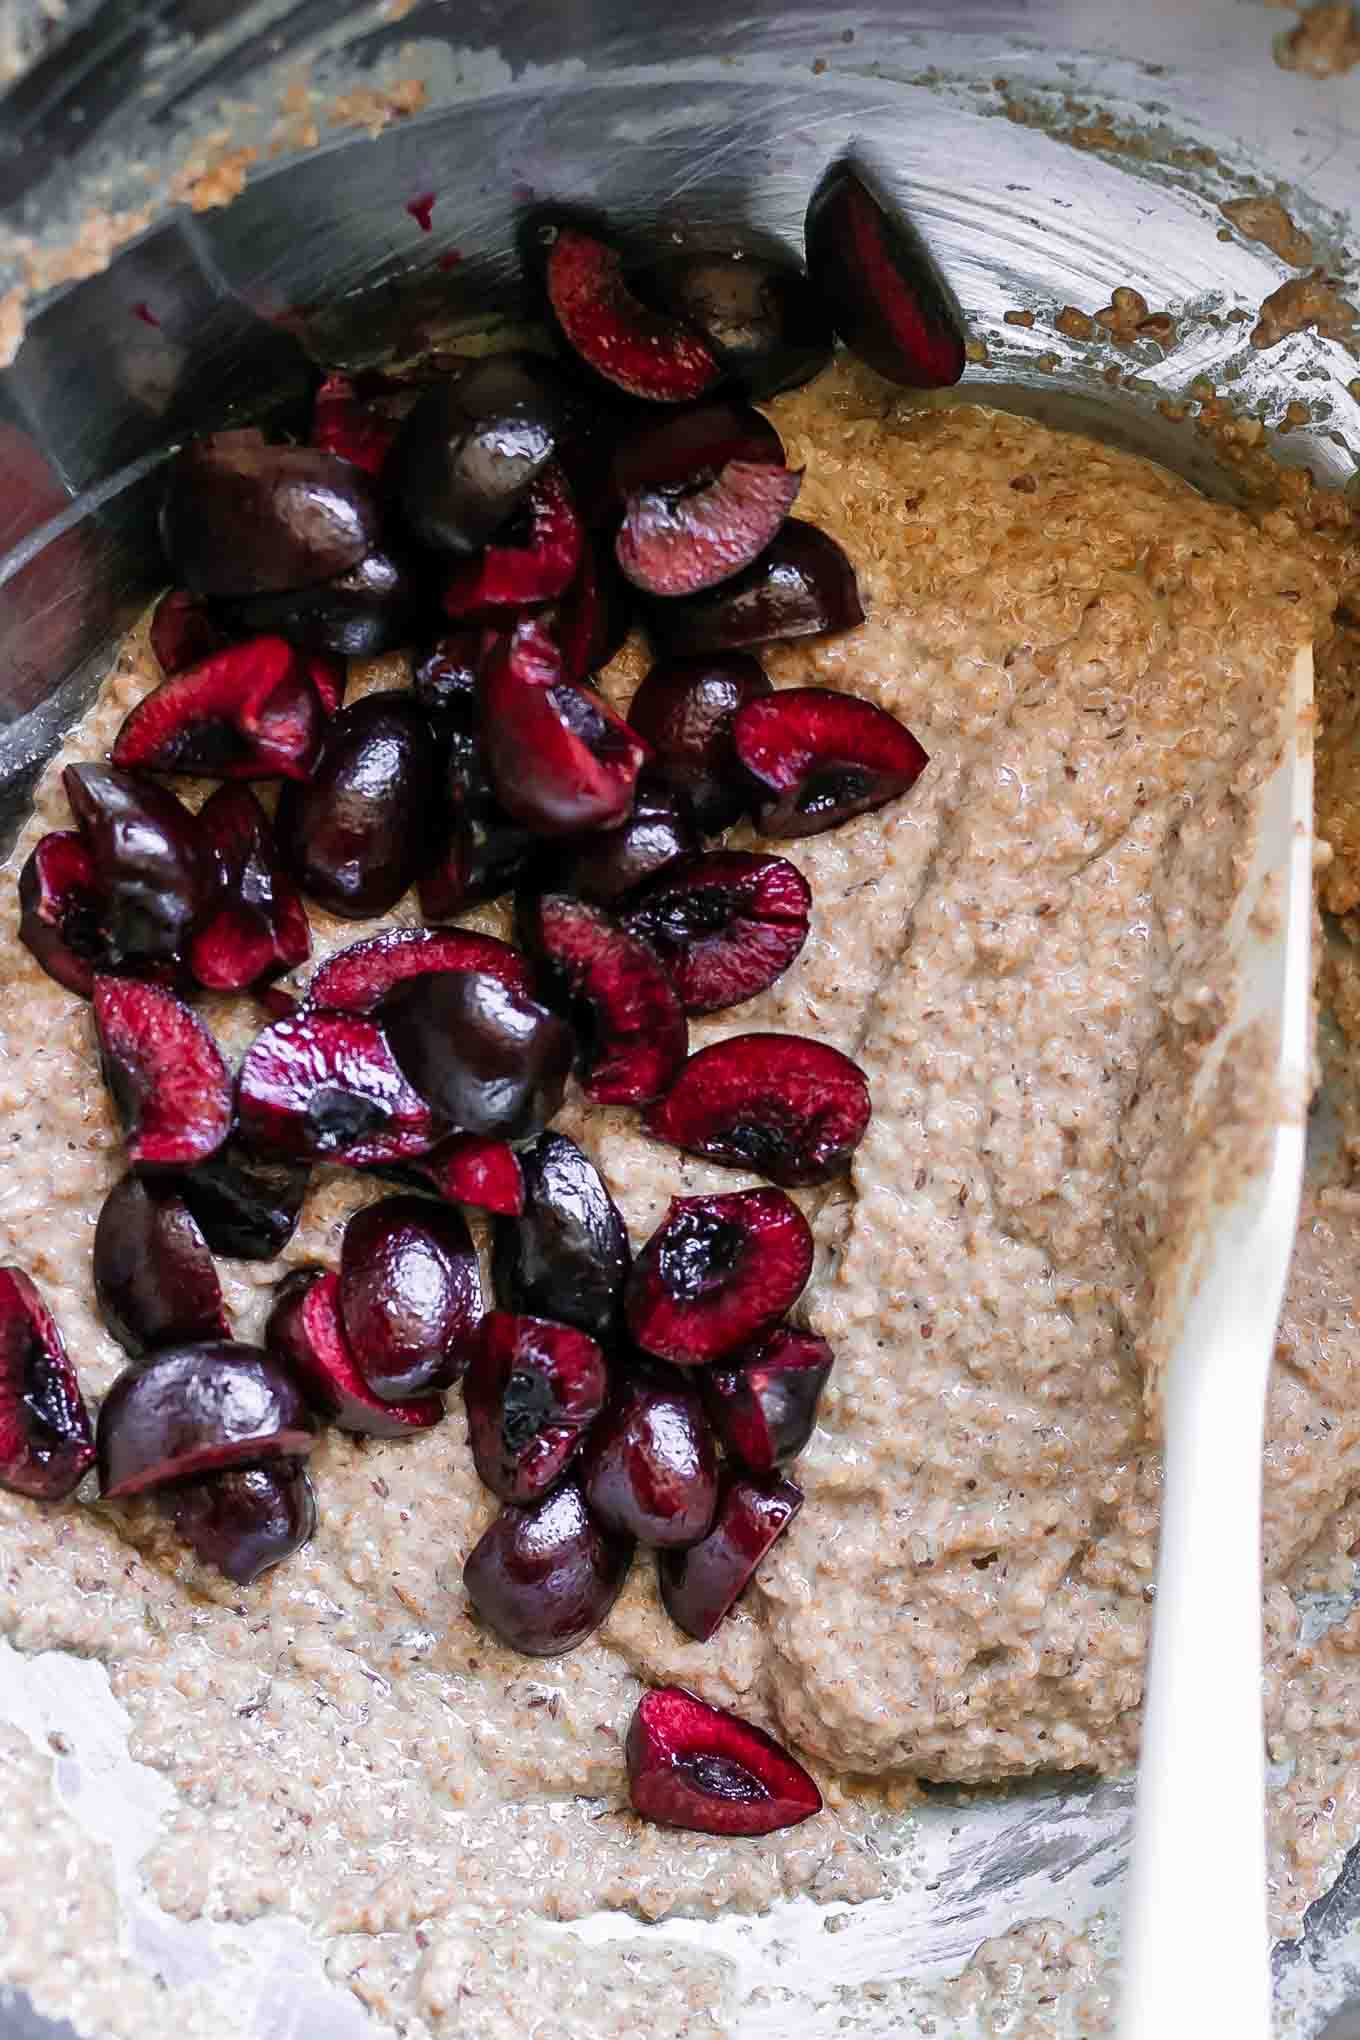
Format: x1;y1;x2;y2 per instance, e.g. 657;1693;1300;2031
1119;644;1315;2040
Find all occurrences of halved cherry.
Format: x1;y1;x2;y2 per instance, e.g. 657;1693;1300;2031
463;1310;608;1504
617;461;802;598
0;1268;95;1500
174;1140;310;1261
63;764;205;968
633;252;835;399
159;431;382;597
658;1472;802;1640
646;1034;870;1188
222;547;418;659
442;465;583;615
704;1326;833;1473
310;372;402;476
533;216;721;403
94;977;232;1170
560;778;699;907
112;636;324;781
623;851;811;1014
643;520;863;655
235;1009;437;1166
390;353;565;555
18;831;109;996
492;1130;630;1338
93;1174;229;1357
626;1685;821;1836
167;1463;317;1584
544;534;633;684
627;651;772;833
481;618;647;837
382;969;575;1142
266;1268;444;1437
97;1341;318;1497
610;401;784;506
626;1188;813;1366
463;1478;634;1656
804;160;966;390
581;1374;719;1549
733;687;928;837
189;784;311;993
305;926;533;1014
275;692;439;917
339;1195;481;1397
403;1133;525;1218
520;892;687;1106
149;588;230;675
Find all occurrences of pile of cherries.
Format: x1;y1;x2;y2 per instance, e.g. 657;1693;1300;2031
0;158;957;1837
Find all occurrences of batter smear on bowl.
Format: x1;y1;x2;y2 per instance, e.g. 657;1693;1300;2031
0;348;1349;2037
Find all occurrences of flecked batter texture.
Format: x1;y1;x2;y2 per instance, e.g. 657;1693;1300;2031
0;364;1355;2034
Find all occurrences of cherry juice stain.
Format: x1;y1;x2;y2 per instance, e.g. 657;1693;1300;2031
406;192;436;232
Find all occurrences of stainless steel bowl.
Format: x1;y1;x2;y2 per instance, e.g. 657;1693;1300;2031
3;5;1359;2034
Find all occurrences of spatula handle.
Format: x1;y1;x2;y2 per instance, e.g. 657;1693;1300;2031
1118;1315;1272;2040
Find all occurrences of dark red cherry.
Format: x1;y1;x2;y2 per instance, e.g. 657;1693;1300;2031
235;1009;438;1167
149;588;230;675
732;686;928;837
625;1189;814;1366
390;353;566;555
266;1268;444;1437
481;618;647;837
646;1033;871;1188
643;520;863;655
0;1268;95;1501
805;160;966;390
441;465;582;615
160;431;382;597
491;1131;630;1339
97;1341;318;1498
616;460;802;598
610;400;783;507
623;851;811;1015
404;1134;525;1217
93;1174;229;1357
275;693;439;918
581;1374;719;1549
633;252;835;399
463;1479;633;1656
305;926;532;1014
93;977;232;1171
381;969;575;1142
338;1195;481;1397
463;1311;608;1504
173;1141;310;1262
531;215;721;403
626;651;771;833
519;893;686;1107
188;784;310;993
626;1685;821;1835
19;831;111;997
63;764;205;967
112;637;326;781
658;1472;802;1640
704;1326;834;1472
222;547;419;658
166;1463;316;1584
560;779;700;908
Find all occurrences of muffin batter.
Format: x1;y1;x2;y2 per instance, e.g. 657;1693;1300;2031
0;360;1354;2036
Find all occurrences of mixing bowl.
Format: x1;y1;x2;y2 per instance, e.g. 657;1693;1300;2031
3;3;1360;2034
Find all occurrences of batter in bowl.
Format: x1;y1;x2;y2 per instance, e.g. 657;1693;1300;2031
0;356;1355;2037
